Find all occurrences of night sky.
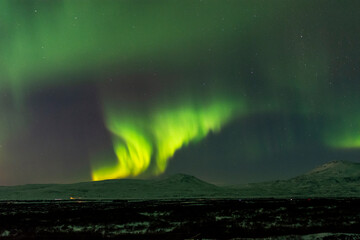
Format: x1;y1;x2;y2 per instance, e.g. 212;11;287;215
1;0;360;185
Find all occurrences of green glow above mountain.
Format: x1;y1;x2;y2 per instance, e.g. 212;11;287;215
92;98;242;180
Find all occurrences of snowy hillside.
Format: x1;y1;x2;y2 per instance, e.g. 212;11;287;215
306;160;360;178
232;160;360;197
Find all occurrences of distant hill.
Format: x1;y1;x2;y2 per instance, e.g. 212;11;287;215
305;160;360;178
0;161;359;200
231;160;360;197
0;174;226;200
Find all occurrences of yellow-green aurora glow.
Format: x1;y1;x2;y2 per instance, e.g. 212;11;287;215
324;116;360;149
1;1;360;186
92;99;241;181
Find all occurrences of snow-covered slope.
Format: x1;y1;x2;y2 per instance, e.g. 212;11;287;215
305;160;360;178
232;160;360;197
0;161;359;200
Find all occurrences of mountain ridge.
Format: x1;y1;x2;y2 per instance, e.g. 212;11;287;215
304;160;360;177
0;161;359;200
232;160;360;197
0;173;223;200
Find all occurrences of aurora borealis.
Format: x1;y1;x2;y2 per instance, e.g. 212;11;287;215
92;98;241;180
1;0;360;185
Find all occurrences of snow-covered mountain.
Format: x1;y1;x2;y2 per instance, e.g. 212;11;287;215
232;160;360;197
0;161;359;200
305;160;360;178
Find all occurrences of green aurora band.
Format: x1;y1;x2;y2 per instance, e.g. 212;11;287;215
323;115;360;149
0;1;249;99
1;1;360;184
92;99;241;181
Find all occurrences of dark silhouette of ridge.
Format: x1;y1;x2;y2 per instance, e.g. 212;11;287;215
232;160;360;197
0;161;359;200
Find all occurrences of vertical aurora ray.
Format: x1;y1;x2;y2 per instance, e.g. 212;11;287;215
0;1;250;96
151;101;237;174
92;121;152;181
91;98;242;181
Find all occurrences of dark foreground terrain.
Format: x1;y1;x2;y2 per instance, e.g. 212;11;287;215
0;198;359;239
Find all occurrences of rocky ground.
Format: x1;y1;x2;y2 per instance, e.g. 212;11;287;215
0;198;359;239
